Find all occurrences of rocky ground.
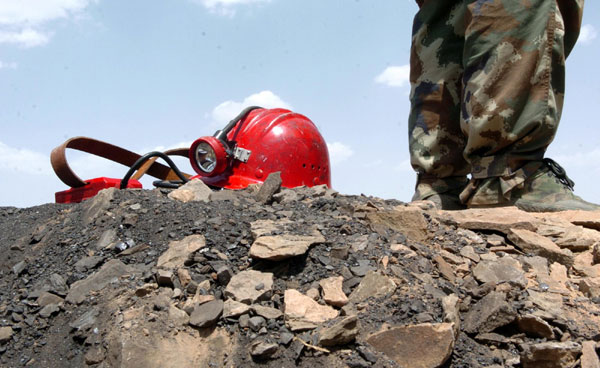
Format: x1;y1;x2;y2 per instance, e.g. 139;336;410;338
1;174;600;368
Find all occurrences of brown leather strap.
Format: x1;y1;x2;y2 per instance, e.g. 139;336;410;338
50;136;191;188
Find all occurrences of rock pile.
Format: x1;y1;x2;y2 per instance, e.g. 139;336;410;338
0;178;599;367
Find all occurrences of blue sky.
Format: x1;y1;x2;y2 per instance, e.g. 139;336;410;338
1;0;599;208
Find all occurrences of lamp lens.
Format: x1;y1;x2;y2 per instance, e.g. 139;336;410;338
195;142;217;173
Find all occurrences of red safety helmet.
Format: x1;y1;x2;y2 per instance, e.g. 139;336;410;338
189;107;331;190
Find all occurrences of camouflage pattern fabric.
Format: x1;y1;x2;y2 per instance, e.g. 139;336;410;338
409;0;584;204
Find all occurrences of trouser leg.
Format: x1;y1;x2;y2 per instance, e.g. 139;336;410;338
409;1;470;200
460;0;584;204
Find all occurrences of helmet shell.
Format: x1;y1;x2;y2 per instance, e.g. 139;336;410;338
200;108;331;189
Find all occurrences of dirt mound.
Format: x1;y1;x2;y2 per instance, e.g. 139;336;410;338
1;179;599;367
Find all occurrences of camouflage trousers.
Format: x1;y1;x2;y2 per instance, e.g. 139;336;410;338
409;0;584;203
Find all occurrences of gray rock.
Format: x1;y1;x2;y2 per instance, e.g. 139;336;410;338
66;260;138;304
349;271;396;303
36;291;64;307
189;300;223;328
250;233;325;261
463;292;516;334
49;273;68;296
82;187;115;225
75;256;103;273
248;316;266;332
39;303;61;318
472;256;527;288
70;308;100;331
239;314;250;329
318;315;359;347
223;299;251;318
255;172;282;204
216;266;232;286
12;260;27;275
252;305;283;320
96;229;118;250
508;229;574;267
250;340;278;358
279;332;294;345
351;260;374;277
520;341;581;368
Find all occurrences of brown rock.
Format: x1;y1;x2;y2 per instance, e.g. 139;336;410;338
224;270;273;304
284;289;338;331
168;305;189;326
527;290;564;319
249;340;278;358
349;271;396;303
157;235;206;270
306;288;320;300
439;207;538;234
367;207;429;242
250;233;325;261
255;171;282;204
520;341;581;368
593;243;600;265
579;278;600;298
156;269;174;287
433;255;456;283
37;291;64;307
460;246;481;262
463;292;516;334
0;326;13;343
367;323;454;368
85;346;105;365
177;268;192;287
544;210;600;231
167;179;212;203
517;315;555;339
319;276;348;307
581;341;600;368
250;219;292;238
223;299;251;318
442;294;460;338
508;229;574;267
554;226;600;251
318;315;359;347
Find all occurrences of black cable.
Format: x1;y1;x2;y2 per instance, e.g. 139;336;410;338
152;180;186;189
213;106;263;143
120;151;189;189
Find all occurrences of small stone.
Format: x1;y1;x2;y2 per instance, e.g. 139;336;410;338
520;341;581;368
472;256;527;289
284;289;338;331
135;283;157;297
12;260;27;275
330;246;349;260
593;244;600;265
216;266;233;286
224;270;274;304
460;246;481;262
168;179;212;203
517;315;555;339
306;288;320;300
250;233;325;261
508;229;574;267
349;271;396;303
255;172;282;204
37;292;64;307
177;268;192;287
279;332;294;345
74;256;103;273
581;341;600;368
252;305;282;320
168;305;189;326
223;299;251;318
367;207;429;242
318;315;359;347
250;340;278;358
84;346;105;365
463;292;516;334
157;234;206;270
39;303;61;318
320;276;348;307
367;323;454;368
0;326;13;343
156;269;174;287
189;300;223;328
248;316;266;332
440;207;538;234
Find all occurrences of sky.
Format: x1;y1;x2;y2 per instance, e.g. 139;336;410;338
1;0;599;208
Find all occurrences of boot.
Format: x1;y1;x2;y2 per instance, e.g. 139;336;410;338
411;176;468;211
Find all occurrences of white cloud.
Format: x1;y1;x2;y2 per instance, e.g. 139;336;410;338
579;24;598;45
0;0;95;47
375;65;410;87
327;142;354;165
0;60;17;69
211;90;293;126
0;141;52;175
0;28;50;47
194;0;270;16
